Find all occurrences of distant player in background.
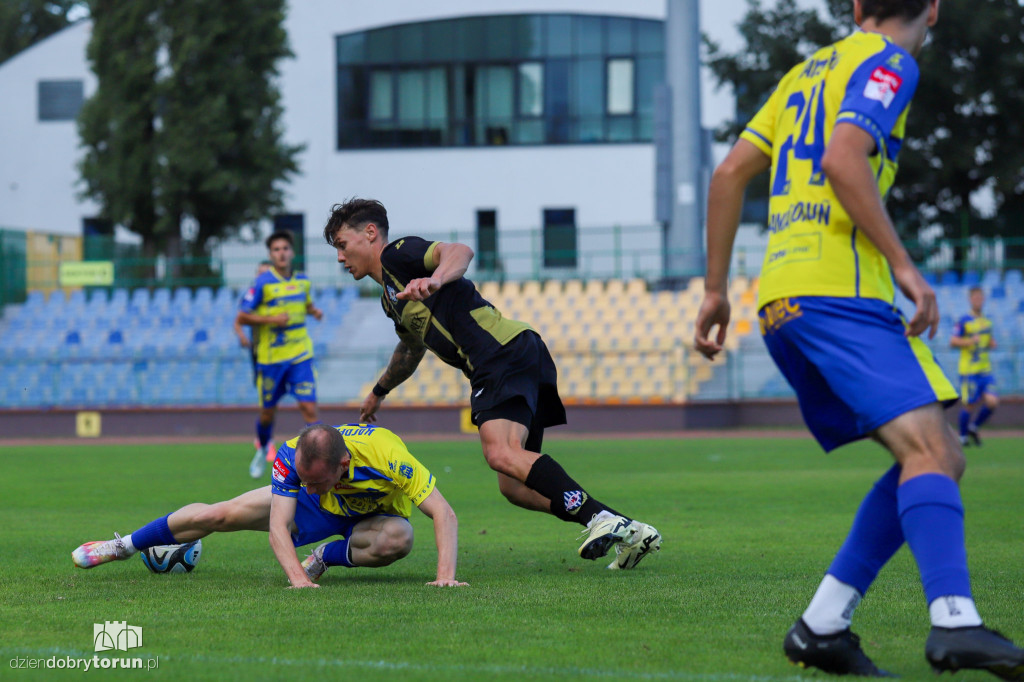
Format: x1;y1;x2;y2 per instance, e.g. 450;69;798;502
322;198;661;571
72;424;466;588
696;0;1024;678
236;232;323;479
951;286;998;446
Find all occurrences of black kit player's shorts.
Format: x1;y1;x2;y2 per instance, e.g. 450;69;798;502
469;331;567;451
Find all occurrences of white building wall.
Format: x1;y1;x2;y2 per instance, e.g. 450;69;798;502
0;22;98;233
0;0;778;270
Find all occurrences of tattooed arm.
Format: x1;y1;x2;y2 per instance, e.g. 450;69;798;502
359;330;427;422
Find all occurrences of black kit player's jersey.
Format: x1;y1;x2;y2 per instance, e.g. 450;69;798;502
379;236;531;379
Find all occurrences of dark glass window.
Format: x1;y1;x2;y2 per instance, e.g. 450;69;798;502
476;209;498;272
543;208;577;269
38;80;84;121
336;14;664;149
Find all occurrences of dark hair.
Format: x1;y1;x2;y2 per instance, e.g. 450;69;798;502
265;230;294;250
969;285;984;295
295;424;347;468
323;198;389;246
860;0;930;22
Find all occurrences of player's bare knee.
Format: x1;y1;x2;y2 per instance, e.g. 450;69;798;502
481;442;518;476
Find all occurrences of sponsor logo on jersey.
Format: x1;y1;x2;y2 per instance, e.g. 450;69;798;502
399;464;414;479
864;66;902;108
272;459;290;483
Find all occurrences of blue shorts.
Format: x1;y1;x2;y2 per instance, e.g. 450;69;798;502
290;490;402;548
760;296;958;452
960;373;996;405
256;358;317;408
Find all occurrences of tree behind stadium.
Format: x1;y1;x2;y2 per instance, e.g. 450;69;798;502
0;1;86;65
704;0;1024;267
77;0;302;266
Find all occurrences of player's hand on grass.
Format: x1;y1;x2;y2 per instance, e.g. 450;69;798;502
287;581;320;589
427;579;469;587
893;264;938;339
360;393;382;423
694;292;730;361
397;277;440;301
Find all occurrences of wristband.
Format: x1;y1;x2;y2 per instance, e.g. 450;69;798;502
372;382;389;398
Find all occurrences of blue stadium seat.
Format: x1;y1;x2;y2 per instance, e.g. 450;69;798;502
982;269;1001;287
151;288;171;310
25;290;45;306
940;271;959;286
962;271;981;287
922;271;938;286
990;285;1006;299
1006;270;1023;288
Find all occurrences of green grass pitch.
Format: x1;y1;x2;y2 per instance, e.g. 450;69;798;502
2;434;1022;681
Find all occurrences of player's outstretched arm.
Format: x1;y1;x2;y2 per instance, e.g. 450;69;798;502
268;494;318;589
361;332;427;422
417;488;467;587
822;123;938;339
397;241;474;301
696;140;770;360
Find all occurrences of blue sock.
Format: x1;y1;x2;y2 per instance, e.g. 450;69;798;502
898;474;972;603
256;420;273;448
321;537;355;567
958;409;970;437
130;515;177;550
973;406;993;429
827;464;904;594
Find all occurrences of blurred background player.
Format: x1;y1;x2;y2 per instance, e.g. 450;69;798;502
695;0;1024;677
236;232;323;479
950;286;999;446
72;423;467;588
322;198;660;570
234;260;276;460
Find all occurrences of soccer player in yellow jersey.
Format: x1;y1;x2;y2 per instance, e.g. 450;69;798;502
951;286;999;446
72;424;467;588
696;0;1024;677
236;232;323;479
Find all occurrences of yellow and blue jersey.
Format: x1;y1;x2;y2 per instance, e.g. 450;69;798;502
239;269;314;365
954;313;994;375
270;423;436;519
740;31;920;307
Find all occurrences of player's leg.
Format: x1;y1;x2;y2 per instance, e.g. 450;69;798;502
72;487;273;569
958;375;978;446
290;359;321;427
876;403;1024;676
252;364;286;477
969;380;998;446
762;298;920;675
300;515;413;581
